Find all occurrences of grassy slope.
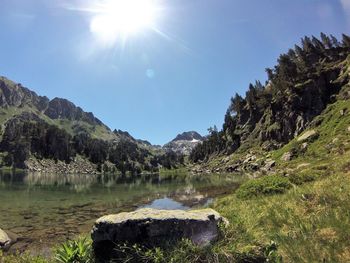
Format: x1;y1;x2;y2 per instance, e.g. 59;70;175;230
210;96;350;262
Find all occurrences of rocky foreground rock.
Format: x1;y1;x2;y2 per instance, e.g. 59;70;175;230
0;229;12;250
92;208;227;260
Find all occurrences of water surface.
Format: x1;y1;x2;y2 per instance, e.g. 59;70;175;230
0;171;243;255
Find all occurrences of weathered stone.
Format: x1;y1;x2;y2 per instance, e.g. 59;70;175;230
264;160;276;170
297;130;318;142
281;152;292;161
92;208;228;259
226;164;239;172
0;229;11;250
301;142;308;150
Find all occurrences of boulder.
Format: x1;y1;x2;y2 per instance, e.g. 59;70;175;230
0;229;11;250
264;160;276;170
297;130;318;142
92;208;228;259
281;152;292;162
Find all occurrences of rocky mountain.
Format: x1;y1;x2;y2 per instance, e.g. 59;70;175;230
0;77;181;173
164;131;204;155
190;33;350;172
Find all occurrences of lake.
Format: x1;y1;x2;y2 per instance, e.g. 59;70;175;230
0;170;244;256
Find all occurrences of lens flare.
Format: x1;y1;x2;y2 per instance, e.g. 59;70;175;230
89;0;159;45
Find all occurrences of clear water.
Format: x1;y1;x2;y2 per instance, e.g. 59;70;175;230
0;170;244;255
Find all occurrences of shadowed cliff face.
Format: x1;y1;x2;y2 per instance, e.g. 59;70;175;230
44;98;105;127
0;77;106;128
0;77;49;110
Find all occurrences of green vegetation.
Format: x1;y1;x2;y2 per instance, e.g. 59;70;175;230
54;237;92;263
235;175;291;199
0;77;184;174
212;173;350;262
0;251;48;263
190;33;350;163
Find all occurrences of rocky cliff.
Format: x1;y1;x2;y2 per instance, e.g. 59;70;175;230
190;33;350;171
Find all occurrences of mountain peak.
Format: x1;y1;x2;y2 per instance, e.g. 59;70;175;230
164;131;204;155
172;131;203;142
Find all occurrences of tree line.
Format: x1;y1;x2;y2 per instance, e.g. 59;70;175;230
0;114;183;173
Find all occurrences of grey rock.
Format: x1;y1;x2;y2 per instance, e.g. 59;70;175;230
92;208;228;258
226;164;239;172
297;130;318;142
281;152;292;162
301;142;308;150
0;229;11;250
264;160;276;170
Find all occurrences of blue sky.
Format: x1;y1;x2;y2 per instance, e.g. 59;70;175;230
0;0;349;145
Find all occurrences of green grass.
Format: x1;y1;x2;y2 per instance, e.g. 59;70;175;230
213;172;350;262
0;251;49;263
235;175;292;199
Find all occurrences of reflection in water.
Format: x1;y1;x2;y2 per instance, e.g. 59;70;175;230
141;197;189;210
0;172;196;191
0;170;244;254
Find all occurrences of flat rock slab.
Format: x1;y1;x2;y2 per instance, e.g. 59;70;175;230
297;130;318;142
92;208;228;259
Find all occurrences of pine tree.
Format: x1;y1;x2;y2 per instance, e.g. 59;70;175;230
330;34;340;47
311;36;325;51
342;34;350;47
321;33;333;49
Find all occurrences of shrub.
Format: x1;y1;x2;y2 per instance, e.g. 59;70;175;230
289;172;316;185
236;175;292;199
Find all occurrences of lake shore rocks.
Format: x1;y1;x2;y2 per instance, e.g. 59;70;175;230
92;208;228;259
24;156;99;174
0;229;15;250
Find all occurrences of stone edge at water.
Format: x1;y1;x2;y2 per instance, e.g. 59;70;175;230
91;208;228;260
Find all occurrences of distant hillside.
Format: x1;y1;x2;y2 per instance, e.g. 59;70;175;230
0;77;182;173
164;131;203;155
190;33;350;172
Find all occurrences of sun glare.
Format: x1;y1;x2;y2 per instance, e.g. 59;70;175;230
89;0;159;45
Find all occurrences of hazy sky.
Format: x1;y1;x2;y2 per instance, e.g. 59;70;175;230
0;0;349;145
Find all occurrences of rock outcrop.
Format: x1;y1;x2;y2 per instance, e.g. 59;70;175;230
164;131;204;155
0;229;11;250
92;208;227;260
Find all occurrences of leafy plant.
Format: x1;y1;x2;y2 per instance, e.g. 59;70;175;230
54;237;92;263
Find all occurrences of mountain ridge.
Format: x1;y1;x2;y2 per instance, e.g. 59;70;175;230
0;76;184;173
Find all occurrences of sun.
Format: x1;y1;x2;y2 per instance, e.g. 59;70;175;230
89;0;159;45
